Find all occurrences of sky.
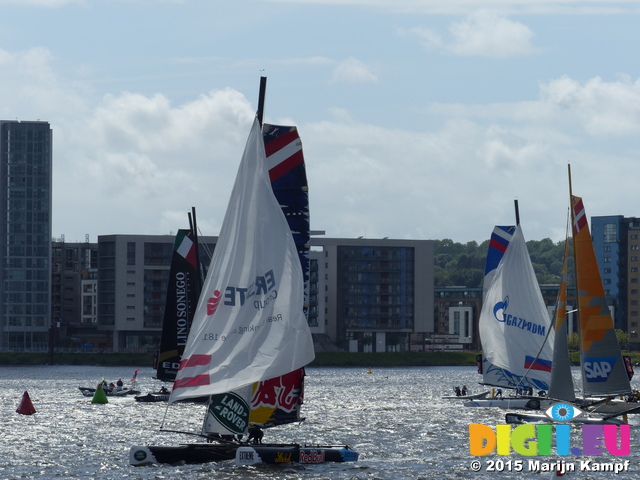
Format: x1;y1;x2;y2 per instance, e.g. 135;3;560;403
3;0;640;244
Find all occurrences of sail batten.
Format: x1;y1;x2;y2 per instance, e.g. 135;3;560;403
479;225;555;391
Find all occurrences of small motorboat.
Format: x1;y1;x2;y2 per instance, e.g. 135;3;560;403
78;385;140;397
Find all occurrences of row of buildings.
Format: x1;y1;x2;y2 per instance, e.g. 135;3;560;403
2;119;639;353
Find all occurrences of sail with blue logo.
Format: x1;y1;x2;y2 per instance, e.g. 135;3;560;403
479;225;555;391
571;195;631;396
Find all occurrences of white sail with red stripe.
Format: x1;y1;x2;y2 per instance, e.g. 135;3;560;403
169;118;315;403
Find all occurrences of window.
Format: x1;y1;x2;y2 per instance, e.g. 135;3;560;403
127;242;136;265
604;223;617;242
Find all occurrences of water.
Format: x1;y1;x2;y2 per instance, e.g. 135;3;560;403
1;365;638;479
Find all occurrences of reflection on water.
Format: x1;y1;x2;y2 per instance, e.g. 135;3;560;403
0;365;637;479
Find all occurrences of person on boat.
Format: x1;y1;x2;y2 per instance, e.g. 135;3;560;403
116;379;124;391
159;386;168;393
461;385;468;396
455;386;462;396
248;425;263;444
496;388;503;399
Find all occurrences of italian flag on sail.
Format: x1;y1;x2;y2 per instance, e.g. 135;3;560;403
175;230;196;268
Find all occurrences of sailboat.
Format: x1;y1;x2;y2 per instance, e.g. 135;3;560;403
135;225;208;403
130;81;358;466
464;208;556;410
506;166;639;424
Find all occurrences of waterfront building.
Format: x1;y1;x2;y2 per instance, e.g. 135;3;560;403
0;121;52;350
592;215;640;343
310;237;434;352
51;238;99;349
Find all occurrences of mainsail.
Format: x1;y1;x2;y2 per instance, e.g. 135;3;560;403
479;225;555;391
263;124;310;319
170;118;315;403
570;195;631;396
202;124;312;436
155;229;201;382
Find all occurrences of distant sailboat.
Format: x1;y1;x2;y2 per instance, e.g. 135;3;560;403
465;212;555;410
507;165;639;424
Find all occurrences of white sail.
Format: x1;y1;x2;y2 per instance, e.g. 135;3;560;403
479;225;555;391
170;118;315;403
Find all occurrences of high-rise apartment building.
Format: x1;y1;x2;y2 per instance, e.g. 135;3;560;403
592;215;640;342
0;120;52;350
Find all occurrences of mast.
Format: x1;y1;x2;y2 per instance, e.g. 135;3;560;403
257;76;267;126
188;206;203;291
514;199;520;226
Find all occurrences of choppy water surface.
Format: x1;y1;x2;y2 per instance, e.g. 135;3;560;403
1;365;638;479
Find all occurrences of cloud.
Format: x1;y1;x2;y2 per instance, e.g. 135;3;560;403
55;88;256;240
541;75;640;136
331;57;378;83
448;11;535;57
402;11;535;57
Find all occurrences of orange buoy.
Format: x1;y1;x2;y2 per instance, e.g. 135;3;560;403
16;390;36;415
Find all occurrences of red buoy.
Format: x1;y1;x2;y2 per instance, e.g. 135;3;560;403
16;390;36;415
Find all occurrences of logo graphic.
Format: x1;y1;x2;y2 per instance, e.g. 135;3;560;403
493;296;509;322
207;290;222;315
583;357;617;382
208;392;250;434
545;403;584;422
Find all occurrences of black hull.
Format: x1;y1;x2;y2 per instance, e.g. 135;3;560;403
134;392;170;403
130;443;238;465
133;392;210;403
130;443;359;466
79;386;140;397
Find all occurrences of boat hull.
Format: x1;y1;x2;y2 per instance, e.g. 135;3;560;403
464;397;550;410
79;386;140;397
134;392;170;403
130;443;238;465
236;445;359;465
442;390;490;400
129;443;359;466
505;412;627;425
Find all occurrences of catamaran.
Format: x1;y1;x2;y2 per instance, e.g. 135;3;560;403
506;166;639;424
130;79;359;466
464;210;556;411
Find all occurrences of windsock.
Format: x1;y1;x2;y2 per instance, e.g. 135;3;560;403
16;390;36;415
91;383;109;404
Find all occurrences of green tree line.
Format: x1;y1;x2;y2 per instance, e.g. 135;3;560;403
434;237;567;287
